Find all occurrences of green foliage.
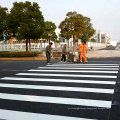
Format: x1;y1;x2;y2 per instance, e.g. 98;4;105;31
59;11;85;40
42;21;57;43
91;38;96;42
59;11;86;52
0;52;41;57
7;1;44;39
79;17;95;41
50;31;58;42
6;1;45;51
44;21;56;32
0;6;8;41
59;11;95;52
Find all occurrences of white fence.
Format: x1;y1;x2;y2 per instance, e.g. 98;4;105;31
0;43;54;51
87;42;106;49
0;42;106;51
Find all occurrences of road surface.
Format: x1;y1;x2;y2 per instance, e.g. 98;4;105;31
0;59;120;120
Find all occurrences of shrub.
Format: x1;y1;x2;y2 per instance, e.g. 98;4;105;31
0;52;41;58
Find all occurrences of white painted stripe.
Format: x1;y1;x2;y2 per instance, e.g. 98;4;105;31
47;65;119;68
0;109;94;120
0;83;114;94
0;93;112;108
16;73;117;78
1;77;116;85
29;69;118;73
39;67;119;70
52;64;119;66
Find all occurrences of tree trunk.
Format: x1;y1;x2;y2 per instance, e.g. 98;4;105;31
44;40;45;48
29;39;31;52
73;35;76;53
26;39;28;52
49;39;50;44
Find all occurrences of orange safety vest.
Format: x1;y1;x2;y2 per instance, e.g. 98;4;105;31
77;44;87;52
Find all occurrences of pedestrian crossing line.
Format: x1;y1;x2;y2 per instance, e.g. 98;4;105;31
0;83;114;94
16;73;117;78
0;98;111;120
0;93;112;108
0;109;95;120
52;63;119;66
1;77;116;85
47;65;119;68
38;67;119;70
28;69;118;74
0;86;113;101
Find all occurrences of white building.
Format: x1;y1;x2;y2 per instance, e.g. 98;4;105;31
110;41;117;46
97;30;110;44
55;28;70;48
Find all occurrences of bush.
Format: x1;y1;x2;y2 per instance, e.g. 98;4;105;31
52;52;61;57
0;52;41;58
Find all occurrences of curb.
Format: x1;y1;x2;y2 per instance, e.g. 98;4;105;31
0;57;47;60
0;56;120;60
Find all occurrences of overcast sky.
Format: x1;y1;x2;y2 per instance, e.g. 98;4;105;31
0;0;120;41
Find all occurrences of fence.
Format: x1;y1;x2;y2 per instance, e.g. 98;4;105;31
0;42;106;51
0;43;53;51
87;42;106;49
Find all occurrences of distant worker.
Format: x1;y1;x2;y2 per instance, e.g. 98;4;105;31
61;44;67;63
90;46;93;49
46;42;53;65
77;41;88;62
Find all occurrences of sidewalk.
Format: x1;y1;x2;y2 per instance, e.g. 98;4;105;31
87;50;120;58
0;50;120;60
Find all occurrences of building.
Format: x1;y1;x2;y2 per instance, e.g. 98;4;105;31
55;28;70;48
97;30;110;44
55;28;67;43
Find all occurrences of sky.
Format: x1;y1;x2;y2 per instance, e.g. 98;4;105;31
0;0;120;41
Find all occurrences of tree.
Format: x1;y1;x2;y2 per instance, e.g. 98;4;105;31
79;17;95;42
59;11;85;52
6;1;44;52
91;38;96;42
42;21;57;44
0;6;8;41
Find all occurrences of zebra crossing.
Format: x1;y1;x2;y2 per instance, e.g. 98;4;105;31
0;63;119;120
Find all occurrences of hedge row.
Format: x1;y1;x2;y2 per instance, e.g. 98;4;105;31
0;52;41;58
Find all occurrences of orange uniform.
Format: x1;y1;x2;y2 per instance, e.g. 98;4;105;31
77;44;87;62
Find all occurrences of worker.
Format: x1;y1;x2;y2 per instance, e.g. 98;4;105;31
46;42;53;65
90;46;93;49
78;44;81;61
61;44;67;63
77;41;88;62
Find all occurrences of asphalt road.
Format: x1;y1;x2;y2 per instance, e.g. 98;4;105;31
0;58;120;120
